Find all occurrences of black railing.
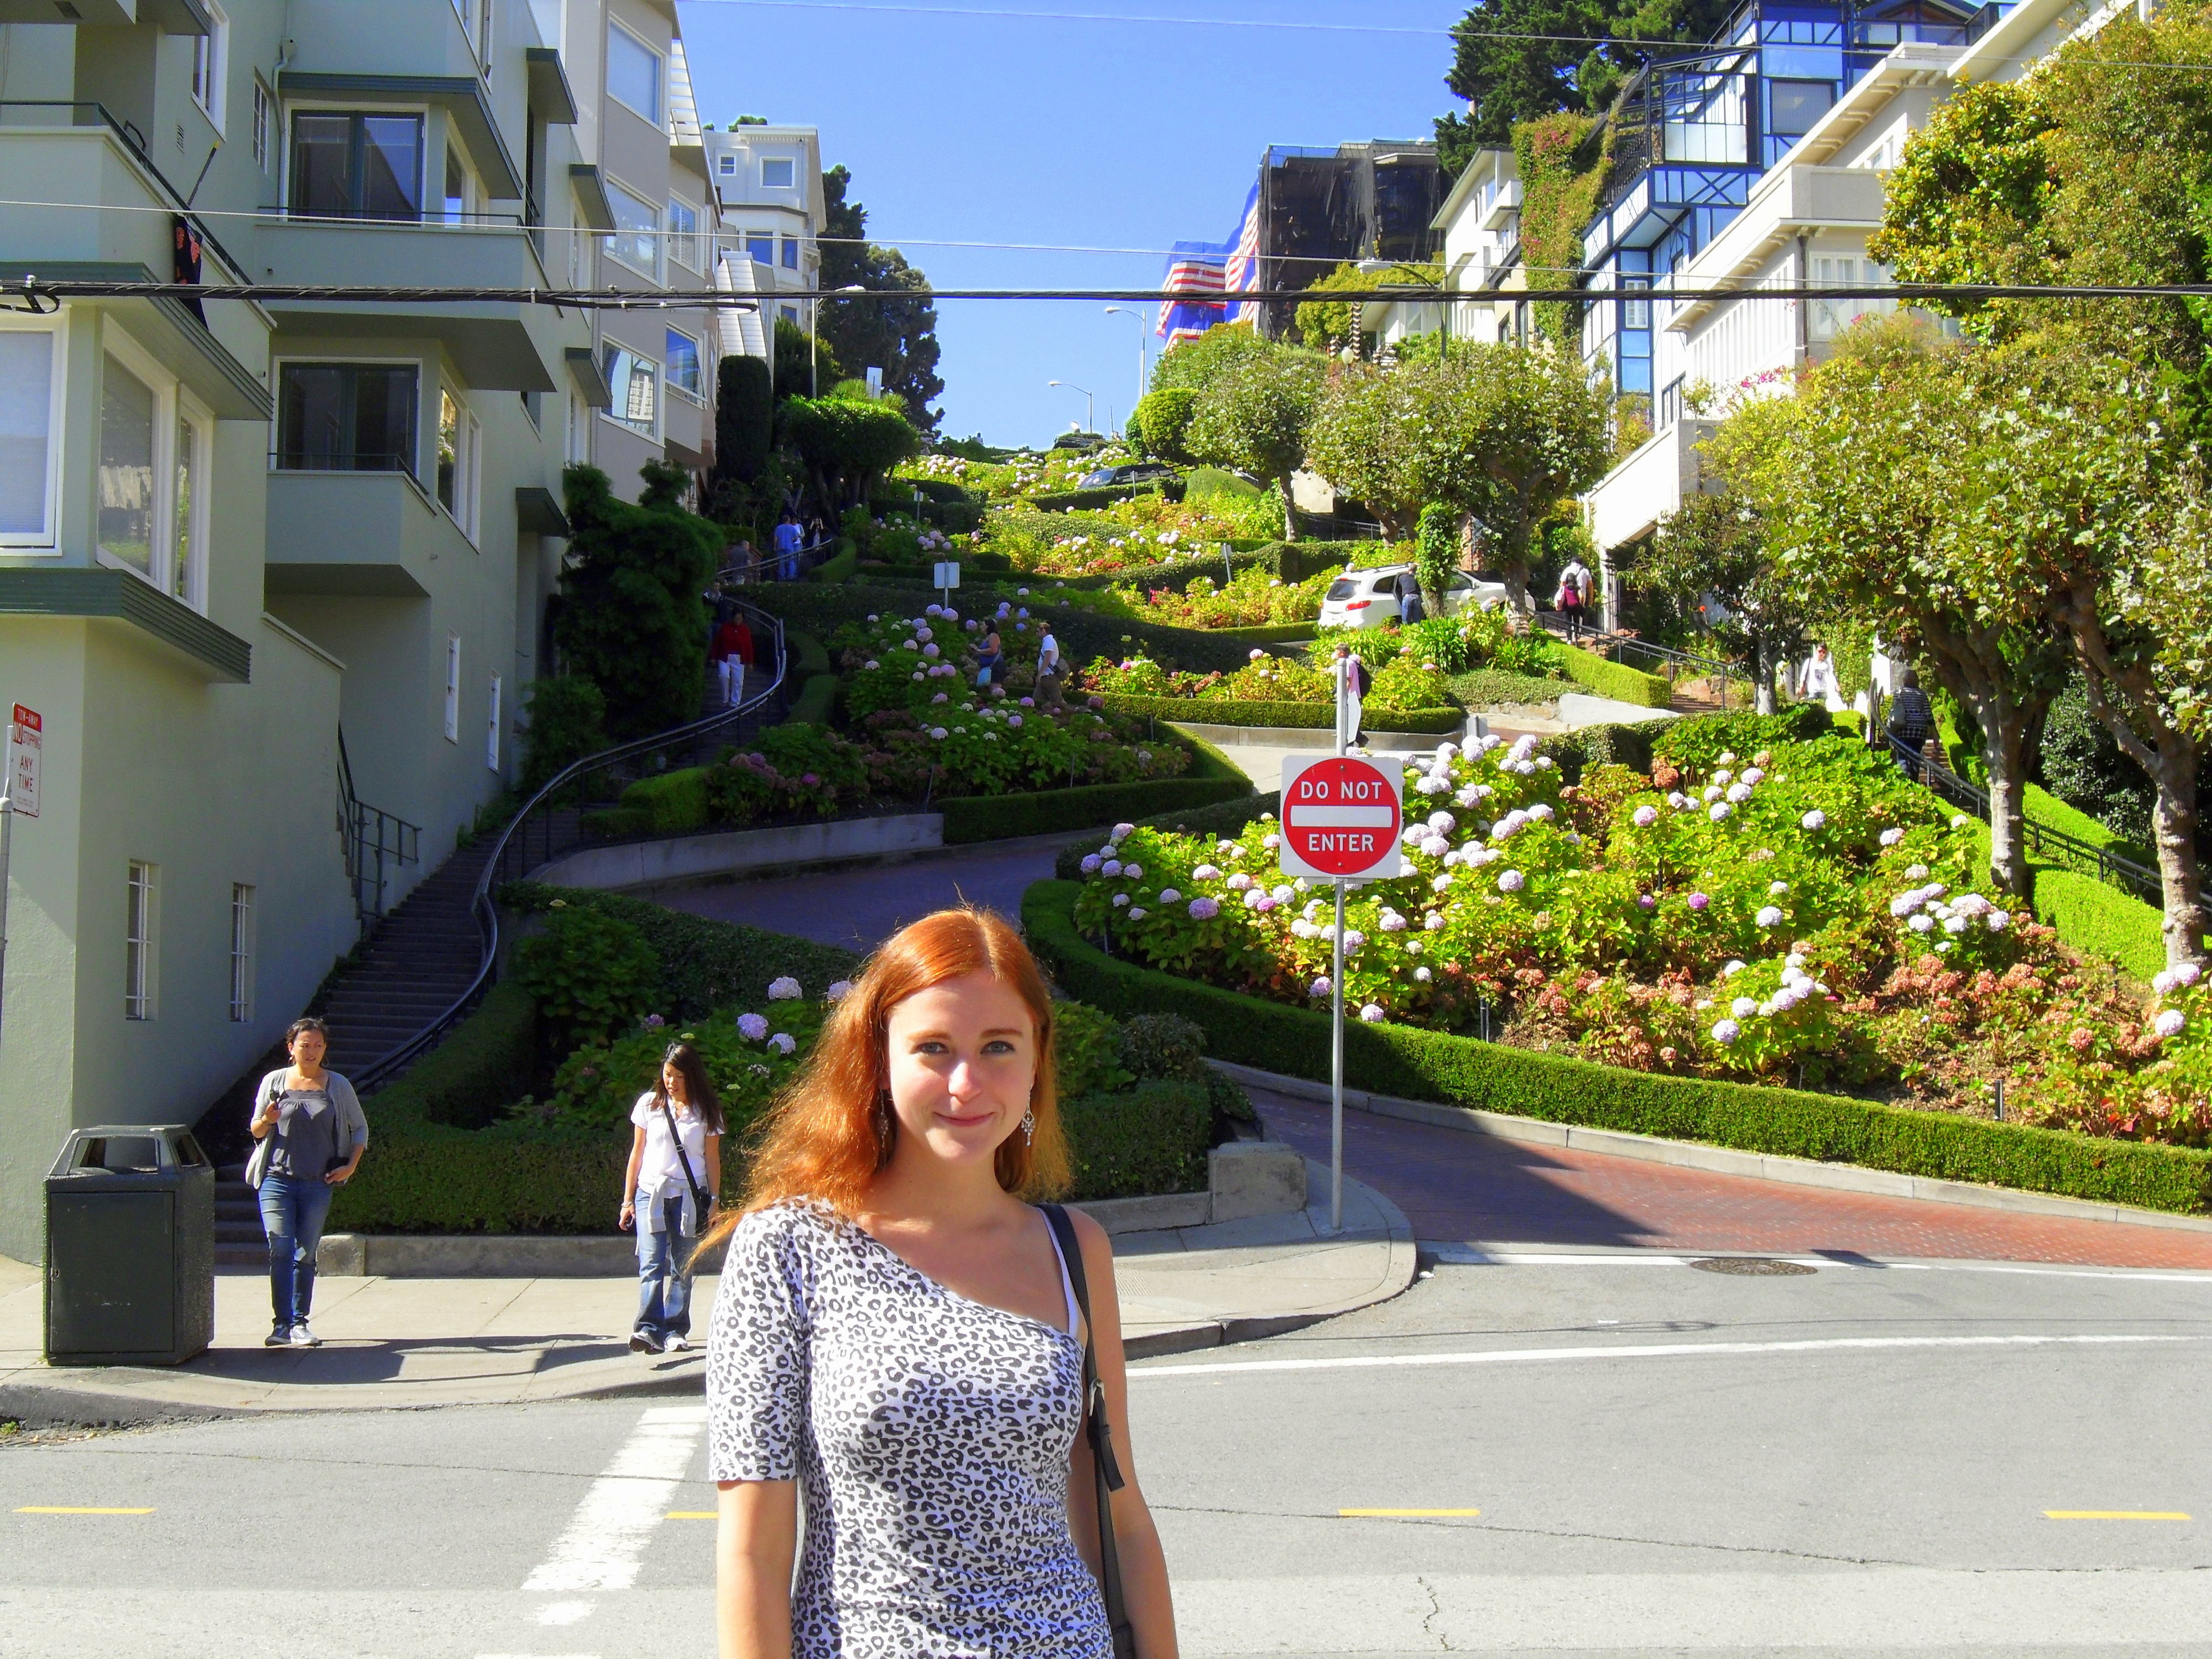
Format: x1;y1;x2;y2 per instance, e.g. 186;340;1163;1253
336;730;421;923
1533;612;1739;705
351;589;790;1092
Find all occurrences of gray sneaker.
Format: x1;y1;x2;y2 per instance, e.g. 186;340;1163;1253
288;1321;322;1348
264;1326;291;1347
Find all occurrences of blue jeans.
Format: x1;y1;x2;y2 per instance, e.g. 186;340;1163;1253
258;1173;335;1330
635;1190;695;1339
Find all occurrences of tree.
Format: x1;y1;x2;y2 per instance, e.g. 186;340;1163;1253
1304;362;1426;537
713;354;773;483
1182;345;1326;539
779;393;919;509
553;461;722;739
773;315;841;402
1129;387;1197;463
1294;261;1443;355
1714;322;2067;899
1414;504;1461;615
816;165;946;429
1639;474;1803;713
1149;322;1274;397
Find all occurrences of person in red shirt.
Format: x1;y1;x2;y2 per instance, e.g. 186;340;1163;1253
713;615;754;706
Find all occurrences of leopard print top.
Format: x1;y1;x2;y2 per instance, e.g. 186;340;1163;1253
706;1202;1113;1657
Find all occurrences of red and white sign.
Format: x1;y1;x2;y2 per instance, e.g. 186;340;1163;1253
6;705;38;819
1279;753;1402;882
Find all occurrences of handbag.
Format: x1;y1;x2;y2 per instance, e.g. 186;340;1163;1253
243;1076;278;1190
1041;1203;1139;1659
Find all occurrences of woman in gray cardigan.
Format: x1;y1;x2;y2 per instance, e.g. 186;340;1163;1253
248;1018;367;1348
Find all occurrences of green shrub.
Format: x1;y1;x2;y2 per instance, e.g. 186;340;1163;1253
1558;644;1673;708
938;761;1254;844
788;673;839;725
358;981;539;1133
1095;691;1464;734
1540;719;1668;783
619;769;710;834
1027;483;1178;513
1060;1081;1212;1198
1214;622;1318;644
582;806;651;839
790;630;831;675
520;675;611;794
1055;1000;1135;1097
807;545;859;585
1022;879;2212;1216
1132;388;1199;462
1650;704;1836;769
2040;684;2156;847
1451;668;1571;708
1119;1012;1207;1081
512;904;660;1045
2031;868;2167;985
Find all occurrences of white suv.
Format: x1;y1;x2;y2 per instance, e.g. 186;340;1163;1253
1315;564;1506;632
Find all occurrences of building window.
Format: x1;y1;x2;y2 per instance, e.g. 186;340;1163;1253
486;675;502;771
125;862;158;1021
190;3;228;129
1769;79;1835;142
665;328;703;399
443;145;478;223
1809;255;1894;342
606;20;663;126
173;406;204;602
1;326;60;547
668;197;700;271
100;352;157;579
436;388;481;540
780;303;799;326
604;179;661;280
252;79;273;170
276;363;419;473
781;234;800;270
717;153;736;176
228;883;255;1023
95;335;210;604
746;230;773;265
444;634;461;743
600;343;659;437
761;156;794;189
289;112;424;220
458;0;493;65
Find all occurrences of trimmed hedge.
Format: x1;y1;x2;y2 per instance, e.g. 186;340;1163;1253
788;672;839;726
938;731;1254;844
807;545;859;585
619;769;711;835
790;630;830;676
1213;622;1319;645
1097;691;1465;735
1558;644;1674;708
2031;868;2167;985
1025;479;1184;513
1020;880;2212;1215
1061;1079;1211;1198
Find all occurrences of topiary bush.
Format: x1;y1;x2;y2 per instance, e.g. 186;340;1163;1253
1130;388;1198;463
512;903;660;1047
1118;1011;1207;1081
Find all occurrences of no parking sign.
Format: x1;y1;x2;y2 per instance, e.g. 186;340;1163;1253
1279;754;1403;883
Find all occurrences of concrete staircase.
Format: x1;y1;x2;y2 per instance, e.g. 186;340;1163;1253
320;837;503;1079
215;1165;263;1271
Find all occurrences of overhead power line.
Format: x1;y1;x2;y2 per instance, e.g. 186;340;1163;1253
7;276;2211;310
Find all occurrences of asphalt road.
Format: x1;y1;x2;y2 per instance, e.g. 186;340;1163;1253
6;1250;2211;1657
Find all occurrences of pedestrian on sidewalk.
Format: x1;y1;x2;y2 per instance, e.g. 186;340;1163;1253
1887;667;1936;770
246;1018;367;1350
1555;554;1593;643
702;909;1178;1659
1333;641;1371;751
621;1042;723;1355
1035;625;1064;707
773;513;805;581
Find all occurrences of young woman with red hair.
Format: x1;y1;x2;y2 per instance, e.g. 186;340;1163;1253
700;907;1178;1658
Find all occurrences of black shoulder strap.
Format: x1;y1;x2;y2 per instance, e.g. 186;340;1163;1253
656;1097;710;1218
1041;1203;1135;1652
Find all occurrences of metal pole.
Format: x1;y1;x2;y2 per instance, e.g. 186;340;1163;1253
0;773;11;1044
1331;876;1345;1236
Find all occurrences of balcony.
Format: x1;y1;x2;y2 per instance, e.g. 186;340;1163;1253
1585;418;1719;555
264;466;469;598
254;215;577;392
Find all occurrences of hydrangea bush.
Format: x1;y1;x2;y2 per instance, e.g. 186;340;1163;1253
1070;727;2212;1144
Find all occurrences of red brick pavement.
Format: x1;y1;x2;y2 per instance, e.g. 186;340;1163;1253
1254;1088;2212;1270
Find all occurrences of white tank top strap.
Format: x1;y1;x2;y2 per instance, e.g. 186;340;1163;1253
1042;1214;1081;1338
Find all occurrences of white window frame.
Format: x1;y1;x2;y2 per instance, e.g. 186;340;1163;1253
486;674;503;771
444;634;462;743
599;341;661;440
95;325;213;612
442;140;482;225
228;883;255;1023
602;176;662;282
436;384;482;542
668;195;701;272
717;153;736;176
190;2;229;132
664;325;704;403
252;78;273;171
0;316;66;552
760;155;795;190
125;861;159;1021
605;18;665;129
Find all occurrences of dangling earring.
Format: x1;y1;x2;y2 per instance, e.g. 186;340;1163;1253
1020;1108;1036;1145
874;1089;896;1150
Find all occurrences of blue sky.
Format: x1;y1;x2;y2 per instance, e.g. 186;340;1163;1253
677;0;1468;446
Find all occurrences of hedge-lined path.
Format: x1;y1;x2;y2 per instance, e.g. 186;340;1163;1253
1251;1085;2212;1271
656;831;1091;951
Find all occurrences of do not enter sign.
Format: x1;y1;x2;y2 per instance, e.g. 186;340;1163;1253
1279;753;1404;882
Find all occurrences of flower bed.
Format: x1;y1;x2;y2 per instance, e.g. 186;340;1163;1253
1056;714;2212;1147
1095;692;1465;736
1078;650;1459;723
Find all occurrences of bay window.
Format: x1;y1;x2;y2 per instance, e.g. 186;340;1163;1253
289;111;424;221
604;180;661;280
1;326;60;547
276;363;420;474
601;342;659;438
95;332;213;609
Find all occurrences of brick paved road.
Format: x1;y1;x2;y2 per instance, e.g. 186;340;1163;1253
1254;1086;2212;1270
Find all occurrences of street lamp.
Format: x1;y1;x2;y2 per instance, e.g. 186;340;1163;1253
1102;306;1149;413
1047;379;1094;436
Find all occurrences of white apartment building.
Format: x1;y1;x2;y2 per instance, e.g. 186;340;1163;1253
702;123;821;377
0;0;722;1262
1433;145;1529;346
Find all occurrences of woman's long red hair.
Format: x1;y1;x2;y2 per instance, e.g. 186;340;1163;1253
695;908;1070;1255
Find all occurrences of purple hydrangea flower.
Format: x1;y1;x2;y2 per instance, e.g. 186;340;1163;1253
1310;977;1332;998
768;977;803;1000
1633;805;1658;828
1359;1004;1385;1023
1637;893;1657;911
1102;859;1123;877
1498;869;1525;893
1711;1019;1741;1045
1081;854;1103;874
1188;897;1220;920
2155;1008;2187;1039
1801;810;1826;830
825;980;853;1001
1687;892;1710;911
768;1032;797;1056
738;1013;769;1042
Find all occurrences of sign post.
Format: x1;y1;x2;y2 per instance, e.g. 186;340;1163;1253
932;560;961;615
1279;749;1403;1232
0;705;39;1044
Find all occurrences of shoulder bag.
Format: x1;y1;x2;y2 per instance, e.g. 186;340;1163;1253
655;1097;712;1230
243;1076;282;1190
1041;1203;1139;1659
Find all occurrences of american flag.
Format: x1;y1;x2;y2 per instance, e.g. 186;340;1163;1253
1222;184;1261;323
1156;239;1229;343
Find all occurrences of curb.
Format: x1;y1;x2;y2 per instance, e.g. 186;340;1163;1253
1214;1060;2212;1237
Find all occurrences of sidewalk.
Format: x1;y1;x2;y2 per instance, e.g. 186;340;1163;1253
0;1165;1411;1426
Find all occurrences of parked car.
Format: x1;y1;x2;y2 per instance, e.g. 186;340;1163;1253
1077;462;1180;489
1316;564;1506;631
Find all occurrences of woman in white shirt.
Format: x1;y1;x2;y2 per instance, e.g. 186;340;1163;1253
1797;644;1845;712
620;1042;724;1355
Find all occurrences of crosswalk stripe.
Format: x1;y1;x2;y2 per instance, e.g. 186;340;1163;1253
523;1405;707;1593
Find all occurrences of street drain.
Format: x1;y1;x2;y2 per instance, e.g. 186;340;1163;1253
1688;1256;1817;1276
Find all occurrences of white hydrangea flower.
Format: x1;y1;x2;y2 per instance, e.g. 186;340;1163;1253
768;977;804;1000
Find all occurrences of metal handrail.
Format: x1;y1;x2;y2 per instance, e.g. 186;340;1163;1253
351;592;790;1092
336;728;421;923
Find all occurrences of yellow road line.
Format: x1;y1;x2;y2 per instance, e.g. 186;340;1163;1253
666;1511;718;1520
2044;1510;2191;1520
1338;1507;1483;1517
15;1506;154;1515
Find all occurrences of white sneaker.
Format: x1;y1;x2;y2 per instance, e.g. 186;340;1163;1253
288;1321;322;1348
665;1333;691;1353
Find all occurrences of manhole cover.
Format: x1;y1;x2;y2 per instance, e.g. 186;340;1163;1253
1688;1256;1816;1276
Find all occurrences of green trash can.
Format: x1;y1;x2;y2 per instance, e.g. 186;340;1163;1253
44;1125;216;1367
